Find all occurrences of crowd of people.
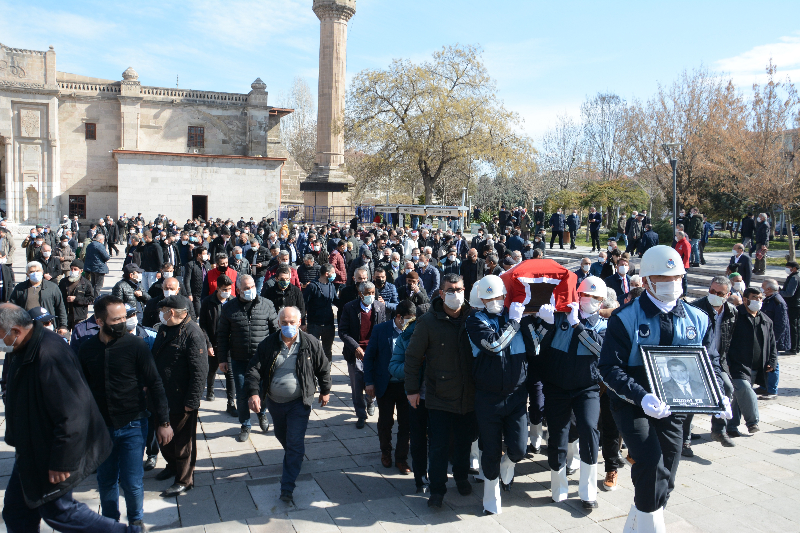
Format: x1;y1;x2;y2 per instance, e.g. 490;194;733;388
0;205;798;533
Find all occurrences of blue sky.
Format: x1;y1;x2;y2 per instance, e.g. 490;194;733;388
2;0;799;138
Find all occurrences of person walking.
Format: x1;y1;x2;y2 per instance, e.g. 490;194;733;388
58;259;95;330
199;274;237;416
10;262;68;329
303;264;338;361
83;234;111;293
781;261;799;355
549;209;566;249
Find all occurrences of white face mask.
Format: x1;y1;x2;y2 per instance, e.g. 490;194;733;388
597;256;605;264
163;289;177;297
444;291;465;310
126;316;138;331
748;299;762;313
484;299;504;314
579;297;602;315
647;278;683;303
787;268;794;275
68;272;81;282
162;272;173;278
707;293;726;307
159;310;170;325
617;265;628;275
732;281;745;292
581;264;590;272
607;245;614;251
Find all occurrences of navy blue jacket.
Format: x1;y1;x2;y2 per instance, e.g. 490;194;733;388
506;235;525;252
363;320;402;398
729;253;752;288
637;230;659;256
566;214;580;231
605;273;632;302
302;280;337;326
549;213;565;232
465;309;529;396
376;281;399;312
536;313;606;390
588;212;602;231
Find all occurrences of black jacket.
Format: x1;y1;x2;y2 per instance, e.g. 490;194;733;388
142;296;165;328
244;331;332;408
58;275;95;327
151;316;209;412
339;299;387;364
691;296;738;374
727;306;778;387
140;242;164;272
10;279;68;329
246;246;272;278
263;283;306;322
199;294;230;349
184;260;211;297
78;333;170;428
729;253;753;288
396;285;431;317
303;280;337;326
217;296;280;363
37;255;61;280
5;323;112;507
604;273;632;302
0;263;15;302
740;216;755;239
111;278;150;311
297;263;321;286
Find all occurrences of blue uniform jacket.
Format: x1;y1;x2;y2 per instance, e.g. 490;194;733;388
466;309;528;396
535;312;606;390
363;321;402;398
598;293;721;406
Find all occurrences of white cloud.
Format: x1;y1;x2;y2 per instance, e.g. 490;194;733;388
716;33;800;85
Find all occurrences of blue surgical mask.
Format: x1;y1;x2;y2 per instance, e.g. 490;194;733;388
29;271;43;283
362;295;375;306
235;253;243;260
241;288;257;301
281;324;297;338
328;273;337;282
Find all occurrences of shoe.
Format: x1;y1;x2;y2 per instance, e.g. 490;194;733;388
681;444;694;458
236;426;251;442
759;394;778;400
155;467;175;481
356;418;366;429
747;424;760;434
161;483;192;497
727;427;743;438
690;433;701;440
280;490;294;503
226;403;238;417
754;386;768;395
143;455;157;471
367;402;375;417
428;493;443;508
602;471;618;491
500;479;513;491
415;483;430;494
527;443;541;455
582;499;599;509
396;460;411;475
258;413;270;432
206;392;215;401
711;431;735;447
456;479;472;495
381;452;392;468
566;467;577;476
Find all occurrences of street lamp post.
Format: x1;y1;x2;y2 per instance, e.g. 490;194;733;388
662;143;681;237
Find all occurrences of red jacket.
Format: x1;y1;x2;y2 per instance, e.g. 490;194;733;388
329;250;347;283
207;267;238;297
674;238;691;268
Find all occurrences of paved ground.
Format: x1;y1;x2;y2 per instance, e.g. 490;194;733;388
0;230;799;532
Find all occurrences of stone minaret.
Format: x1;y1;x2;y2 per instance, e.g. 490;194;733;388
301;0;356;212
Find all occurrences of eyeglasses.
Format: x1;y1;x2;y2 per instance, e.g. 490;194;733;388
443;288;465;295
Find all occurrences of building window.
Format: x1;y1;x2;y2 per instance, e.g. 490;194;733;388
69;195;86;219
85;123;96;140
188;126;204;148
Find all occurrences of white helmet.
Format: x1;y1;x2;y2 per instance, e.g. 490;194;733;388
469;284;484;308
577;276;607;298
477;275;507;299
639;245;686;277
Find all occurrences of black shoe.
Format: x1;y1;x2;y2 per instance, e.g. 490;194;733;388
356;418;366;429
527;444;541;455
747;424;760;434
416;482;430;494
237;426;251;442
367;403;375;417
206;392;215;402
428;493;443;508
258;413;270;432
681;444;694;458
690;433;701;440
143;455;157;472
754;386;768;395
582;500;599;509
226;403;238;417
500;478;513;491
727;427;743;438
566;467;577;476
711;431;735;447
759;394;778;400
456;479;472;496
782;351;798;355
155;467;175;481
280;490;294;503
161;483;192;497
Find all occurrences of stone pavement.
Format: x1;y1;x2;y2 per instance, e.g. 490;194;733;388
1;237;800;532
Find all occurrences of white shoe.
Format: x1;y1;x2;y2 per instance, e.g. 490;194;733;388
483;476;501;515
500;453;515;486
550;467;568;502
470;439;480;471
529;423;544;451
578;461;598;507
623;505;666;533
566;440;580;472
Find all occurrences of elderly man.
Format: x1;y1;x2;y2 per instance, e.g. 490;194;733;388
84;233;111;293
245;306;331;503
590;251;606;277
417;254;440;299
729;243;753;288
10;261;67;329
37;244;61;283
760;279;790;400
59;259;95;329
576;257;592;287
151;296;208;497
217;274;279;441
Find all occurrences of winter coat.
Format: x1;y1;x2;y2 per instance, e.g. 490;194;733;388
111;278;151;311
57;244;76;274
762;294;791;352
5;323;112;507
262;282;306;322
727;307;778;387
549;213;565;232
246;246;272;278
199;294;230;349
58;275;95;328
297;263;321;286
329;249;347;284
339;299;387;364
216;296;280;363
83;240;110;274
363;320;402;398
184;260;211;298
756;220;771;246
691;296;738;374
10;279;68;328
151;316;209;413
140;242;164;272
687;214;704;239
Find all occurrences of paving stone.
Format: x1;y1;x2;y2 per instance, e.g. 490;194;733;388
346;466;401;500
363;496;416;520
246;514;296;533
341;436;380;455
491;506;558;533
289;507;339;533
212;480;260;521
177;485;221;527
214;467;252;484
193;471;215;487
304;440;351;460
300;455;359;474
326;501;376;528
258;448;289;466
212;450;263;470
205;519;251;533
248;474;334;515
313;470;365;504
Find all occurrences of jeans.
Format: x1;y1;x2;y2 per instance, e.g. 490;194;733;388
408;398;429;486
767;361;779;395
3;465;137;532
427;409;477;495
141;271;158;292
232;359;266;428
97;419;146;523
730;378;759;428
690;238;700;264
255;276;265;295
616;233;628;246
267;397;312;492
347;361;373;420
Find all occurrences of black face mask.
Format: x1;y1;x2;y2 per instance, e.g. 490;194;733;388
375;279;385;289
103;321;126;339
218;265;227;273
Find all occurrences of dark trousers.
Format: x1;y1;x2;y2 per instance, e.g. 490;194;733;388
89;272;105;293
266;396;312;492
2;465;136;533
590;229;600;251
408;398;429;486
474;387;528;481
550;231;563;249
191;295;202;318
626;238;639;255
711;372;735;434
544;384;600;471
145;412;159;457
307;323;335;361
377;382;410;460
788;307;800;353
698;240;707;264
526;379;544;425
160;409;198;487
207;355;235;403
569;229;577;248
599;391;621;472
232;359;266;428
108;242;119;256
427;409;477;495
682;414;694;444
611;398;685;513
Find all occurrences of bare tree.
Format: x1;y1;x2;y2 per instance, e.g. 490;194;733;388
536;114;584;196
581;93;631;181
278;77;317;173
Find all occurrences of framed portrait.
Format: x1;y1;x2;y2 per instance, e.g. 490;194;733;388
640;346;725;414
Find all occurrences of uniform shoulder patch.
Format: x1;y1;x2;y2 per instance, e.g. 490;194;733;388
686;325;697;340
638;324;650;338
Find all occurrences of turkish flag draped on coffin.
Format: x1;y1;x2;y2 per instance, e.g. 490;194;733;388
500;259;578;313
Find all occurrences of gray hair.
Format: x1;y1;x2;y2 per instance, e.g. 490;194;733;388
278;306;302;322
278;250;289;258
0;303;33;333
759;213;768;221
26;261;42;272
763;278;780;292
94;233;105;242
629;275;642;287
486;253;499;265
358;281;375;294
710;275;732;292
354;266;370;280
236;274;254;289
303;254;314;262
675;231;685;240
603;287;618;309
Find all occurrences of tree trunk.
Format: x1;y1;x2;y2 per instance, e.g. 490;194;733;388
787;209;797;262
423;177;433;204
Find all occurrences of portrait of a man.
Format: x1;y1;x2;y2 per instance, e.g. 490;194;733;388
660;358;709;404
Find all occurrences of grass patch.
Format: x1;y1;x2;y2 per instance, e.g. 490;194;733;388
703;236;794;253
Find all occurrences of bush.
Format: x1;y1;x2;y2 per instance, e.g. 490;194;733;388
653;219;673;246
